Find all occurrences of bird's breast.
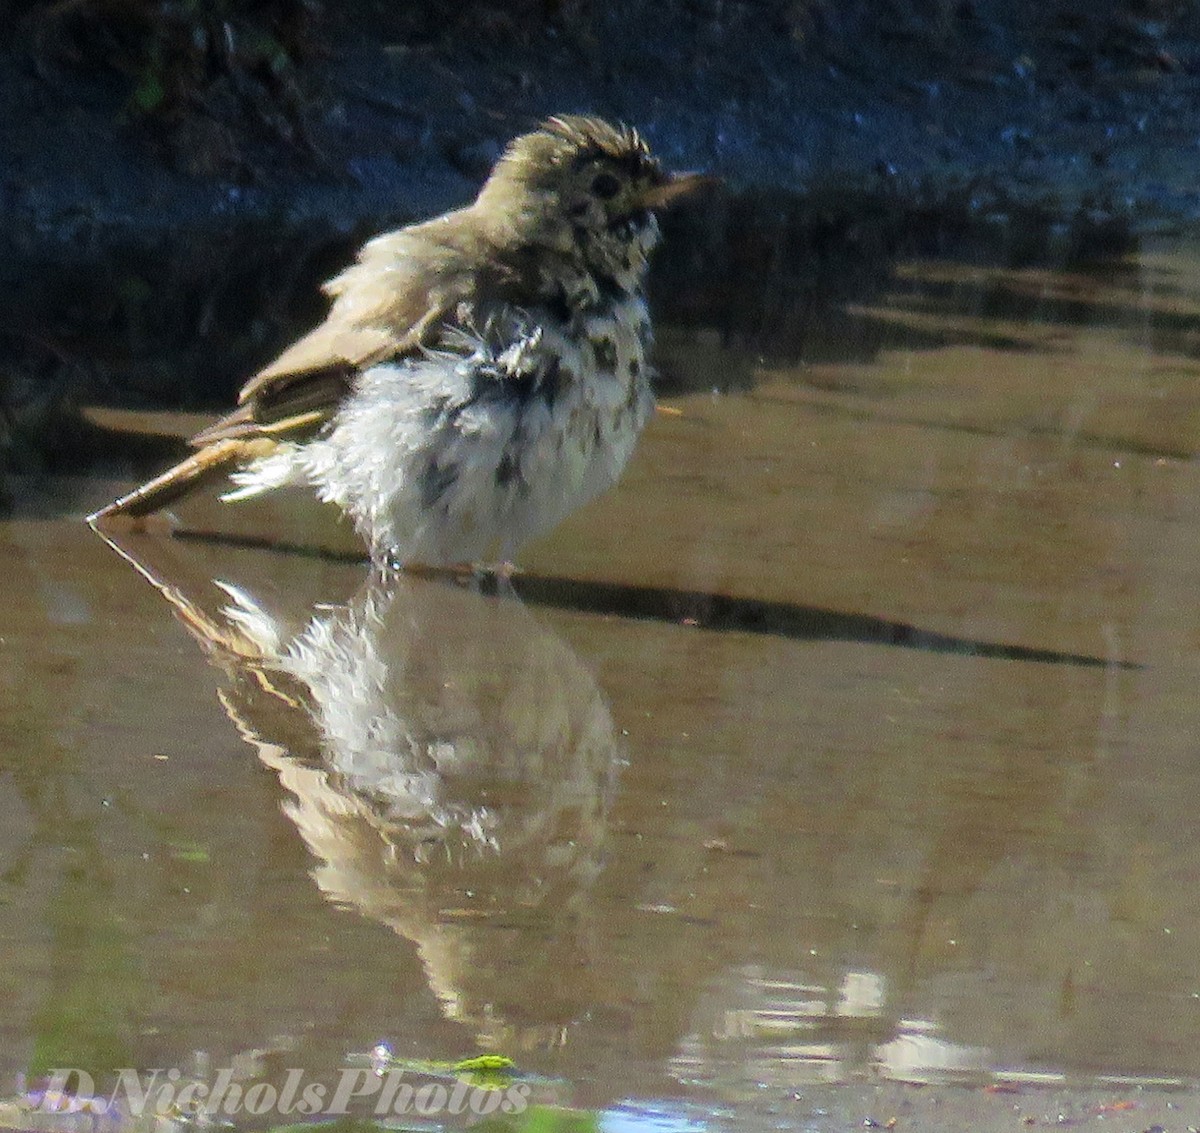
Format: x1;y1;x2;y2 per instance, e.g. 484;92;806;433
578;296;652;387
540;294;651;403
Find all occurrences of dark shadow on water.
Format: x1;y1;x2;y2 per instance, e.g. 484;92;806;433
509;574;1139;671
168;529;1140;671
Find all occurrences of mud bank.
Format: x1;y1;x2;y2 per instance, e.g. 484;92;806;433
2;0;1200;473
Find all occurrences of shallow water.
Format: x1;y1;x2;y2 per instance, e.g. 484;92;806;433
6;237;1200;1128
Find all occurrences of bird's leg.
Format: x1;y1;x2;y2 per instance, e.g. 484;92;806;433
492;560;519;583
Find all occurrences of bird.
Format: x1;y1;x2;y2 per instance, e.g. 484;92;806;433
88;115;711;565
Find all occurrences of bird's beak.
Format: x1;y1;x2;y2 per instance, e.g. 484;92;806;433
638;171;719;210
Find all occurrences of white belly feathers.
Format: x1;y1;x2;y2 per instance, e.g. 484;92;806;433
248;296;656;564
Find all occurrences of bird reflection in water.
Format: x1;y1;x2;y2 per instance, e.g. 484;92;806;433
99;531;623;1050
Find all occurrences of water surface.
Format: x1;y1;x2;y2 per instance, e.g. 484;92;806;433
5;238;1200;1128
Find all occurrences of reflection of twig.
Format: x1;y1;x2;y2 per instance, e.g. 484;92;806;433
111;523;1142;669
171;527;369;564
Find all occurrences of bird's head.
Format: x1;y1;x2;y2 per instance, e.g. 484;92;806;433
476;116;712;291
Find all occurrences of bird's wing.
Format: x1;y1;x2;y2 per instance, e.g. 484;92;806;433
191;221;483;450
189;371;354;447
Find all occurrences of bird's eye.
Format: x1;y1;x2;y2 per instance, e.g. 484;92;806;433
591;172;622;199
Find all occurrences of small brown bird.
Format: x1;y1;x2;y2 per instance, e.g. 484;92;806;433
89;115;710;564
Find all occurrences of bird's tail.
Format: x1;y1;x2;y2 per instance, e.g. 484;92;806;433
87;437;276;524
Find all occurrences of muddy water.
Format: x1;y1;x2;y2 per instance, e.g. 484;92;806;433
5;239;1200;1128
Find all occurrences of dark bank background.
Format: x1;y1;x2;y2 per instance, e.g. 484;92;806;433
1;0;1198;493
